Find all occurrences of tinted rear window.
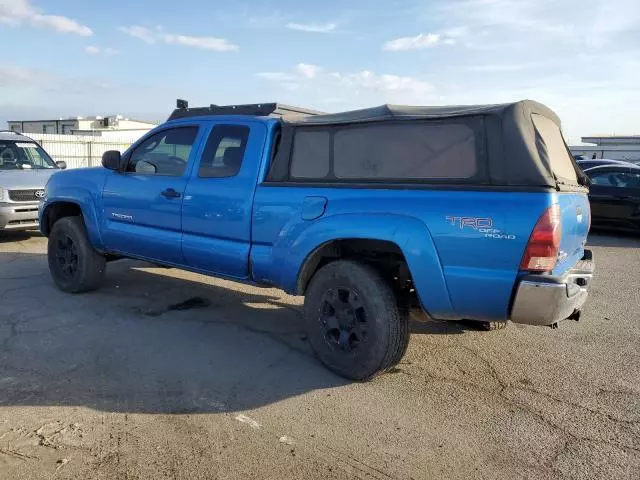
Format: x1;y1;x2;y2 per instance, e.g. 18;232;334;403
531;114;578;183
333;123;477;180
290;130;330;179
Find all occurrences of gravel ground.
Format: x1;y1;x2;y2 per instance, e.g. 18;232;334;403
0;231;638;479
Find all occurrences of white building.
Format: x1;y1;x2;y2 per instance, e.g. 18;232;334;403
8;115;158;137
570;135;640;162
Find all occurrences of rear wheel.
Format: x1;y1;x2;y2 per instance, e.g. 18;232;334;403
304;260;410;381
48;216;106;293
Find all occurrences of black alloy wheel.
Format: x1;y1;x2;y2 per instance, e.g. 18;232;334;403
320;287;368;352
55;234;79;279
304;260;410;380
47;216;106;293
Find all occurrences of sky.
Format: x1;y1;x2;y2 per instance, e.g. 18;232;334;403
0;0;639;144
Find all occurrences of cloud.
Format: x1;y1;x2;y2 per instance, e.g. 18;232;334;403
340;71;433;98
467;62;545;72
434;0;640;48
0;64;42;88
85;45;119;56
258;65;323;82
0;0;92;36
280;82;301;91
256;72;298;82
442;26;469;38
0;63;116;94
243;10;291;28
119;25;238;51
442;0;571;37
384;33;441;51
162;34;238;51
285;22;337;33
119;25;156;44
296;63;322;79
257;64;434;104
383;28;463;51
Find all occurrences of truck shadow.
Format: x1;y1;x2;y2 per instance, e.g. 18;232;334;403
0;251;461;415
587;231;640;248
0;230;41;244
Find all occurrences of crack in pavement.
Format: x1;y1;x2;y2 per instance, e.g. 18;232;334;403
408;343;640;461
0;446;39;461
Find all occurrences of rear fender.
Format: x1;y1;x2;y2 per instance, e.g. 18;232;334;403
273;213;456;319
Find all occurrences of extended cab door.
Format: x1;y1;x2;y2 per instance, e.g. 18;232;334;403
101;125;202;264
181;121;266;279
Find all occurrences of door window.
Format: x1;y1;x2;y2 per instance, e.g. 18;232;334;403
127;127;198;176
198;125;249;178
589;170;640;188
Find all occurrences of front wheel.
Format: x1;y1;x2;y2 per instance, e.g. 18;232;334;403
304;260;410;381
48;216;106;293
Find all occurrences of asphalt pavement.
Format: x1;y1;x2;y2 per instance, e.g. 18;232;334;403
0;231;638;479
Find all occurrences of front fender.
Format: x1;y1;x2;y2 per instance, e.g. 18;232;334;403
40;169;106;249
272;213;457;320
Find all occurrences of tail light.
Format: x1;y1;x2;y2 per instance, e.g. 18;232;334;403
520;204;561;272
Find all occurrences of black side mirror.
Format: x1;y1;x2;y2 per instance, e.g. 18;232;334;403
56;160;67;170
102;150;121;171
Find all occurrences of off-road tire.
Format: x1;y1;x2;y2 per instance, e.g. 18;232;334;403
48;216;106;293
304;260;410;381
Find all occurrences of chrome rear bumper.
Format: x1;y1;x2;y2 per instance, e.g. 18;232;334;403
510;250;594;326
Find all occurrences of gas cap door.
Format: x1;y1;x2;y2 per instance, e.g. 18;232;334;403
301;196;327;220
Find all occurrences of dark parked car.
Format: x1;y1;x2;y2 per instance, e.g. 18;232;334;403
586;164;640;232
577;158;635;171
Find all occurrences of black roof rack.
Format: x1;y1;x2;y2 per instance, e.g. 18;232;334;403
168;99;325;121
169;99;278;120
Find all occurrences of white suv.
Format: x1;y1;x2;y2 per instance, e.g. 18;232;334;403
0;131;66;231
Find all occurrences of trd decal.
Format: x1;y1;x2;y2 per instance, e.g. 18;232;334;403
446;216;517;240
446;216;493;229
111;212;134;221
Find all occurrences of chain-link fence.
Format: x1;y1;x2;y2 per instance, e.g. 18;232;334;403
25;133;145;169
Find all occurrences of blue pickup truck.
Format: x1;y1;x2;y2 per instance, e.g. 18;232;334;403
40;100;594;380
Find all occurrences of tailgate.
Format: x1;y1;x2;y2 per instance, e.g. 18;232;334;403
554;192;590;275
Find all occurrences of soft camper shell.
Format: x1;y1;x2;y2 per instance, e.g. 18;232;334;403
267;100;588;191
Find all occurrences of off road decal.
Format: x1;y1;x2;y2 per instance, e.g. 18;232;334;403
446;216;517;240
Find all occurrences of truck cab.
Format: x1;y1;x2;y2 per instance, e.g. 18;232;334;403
40;100;594;380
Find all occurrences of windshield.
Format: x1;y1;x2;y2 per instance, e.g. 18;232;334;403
0;141;57;170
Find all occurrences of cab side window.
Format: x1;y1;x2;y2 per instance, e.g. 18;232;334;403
198;125;249;178
127;127;198;176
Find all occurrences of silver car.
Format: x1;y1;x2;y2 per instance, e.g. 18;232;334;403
0;131;66;231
